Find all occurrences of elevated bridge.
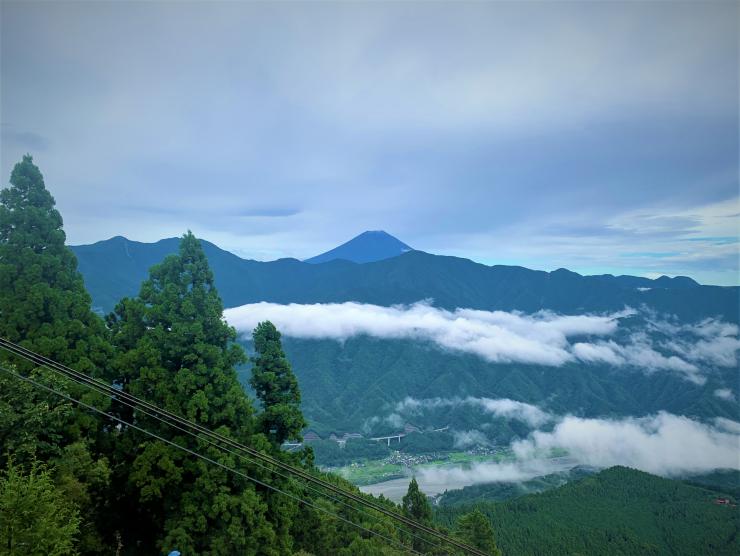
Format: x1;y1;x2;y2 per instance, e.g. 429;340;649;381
370;433;406;446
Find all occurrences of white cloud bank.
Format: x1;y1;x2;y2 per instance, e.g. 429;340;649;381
512;412;740;476
225;301;739;383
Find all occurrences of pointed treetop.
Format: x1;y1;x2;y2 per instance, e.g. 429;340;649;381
1;154;63;242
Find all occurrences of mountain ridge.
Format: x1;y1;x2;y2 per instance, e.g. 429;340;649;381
70;235;737;325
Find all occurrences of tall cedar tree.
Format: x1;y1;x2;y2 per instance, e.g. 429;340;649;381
455;509;502;556
250;321;307;445
402;476;435;553
0;155;112;443
0;155;113;553
108;232;284;555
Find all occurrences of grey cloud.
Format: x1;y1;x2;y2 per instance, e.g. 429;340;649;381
1;1;736;283
1;126;50;151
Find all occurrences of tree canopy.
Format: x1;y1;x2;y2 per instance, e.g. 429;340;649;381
454;509;502;556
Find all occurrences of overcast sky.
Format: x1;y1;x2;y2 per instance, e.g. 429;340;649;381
1;1;737;285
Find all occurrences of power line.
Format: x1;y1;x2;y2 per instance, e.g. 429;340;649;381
0;364;423;556
0;338;489;555
2;348;447;554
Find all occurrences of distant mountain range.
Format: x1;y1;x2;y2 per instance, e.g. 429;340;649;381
70;232;735;324
70;231;738;437
304;230;413;264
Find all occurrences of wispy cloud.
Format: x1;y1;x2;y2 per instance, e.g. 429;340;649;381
714;388;736;401
394;396;552;428
452;429;491;449
225;302;739;383
416;458;574;490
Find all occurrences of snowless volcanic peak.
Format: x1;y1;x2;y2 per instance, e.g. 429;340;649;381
304;230;413;264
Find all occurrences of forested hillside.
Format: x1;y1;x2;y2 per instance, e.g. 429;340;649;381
260;336;739;436
435;466;740;555
71;236;739;323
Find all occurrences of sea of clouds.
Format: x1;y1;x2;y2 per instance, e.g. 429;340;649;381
224;301;740;480
224;301;739;384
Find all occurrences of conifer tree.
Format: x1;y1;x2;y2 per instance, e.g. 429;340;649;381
402;477;432;522
0;154;111;376
402;476;433;552
0;155;113;553
108;232;279;554
250;320;307;445
454;509;502;555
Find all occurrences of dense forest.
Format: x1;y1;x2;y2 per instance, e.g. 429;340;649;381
267;335;738;438
435;466;739;556
0;156;497;555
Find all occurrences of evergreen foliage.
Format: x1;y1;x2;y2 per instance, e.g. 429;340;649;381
271;335;739;438
250;320;307;445
0;460;81;556
0;154;111;376
402;477;434;552
402;477;432;523
435;466;740;555
0;155;113;552
107;231;278;554
454;509;502;556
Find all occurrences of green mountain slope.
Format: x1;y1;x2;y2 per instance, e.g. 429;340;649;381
249;336;738;436
71;236;739;323
435;466;740;556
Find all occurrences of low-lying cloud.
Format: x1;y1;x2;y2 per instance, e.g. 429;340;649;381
452;429;491;449
415;458;575;490
225;301;739;383
512;412;740;476
714;388;736;401
394;396;552;427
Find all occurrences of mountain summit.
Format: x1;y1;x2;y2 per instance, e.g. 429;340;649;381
304;230;413;264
